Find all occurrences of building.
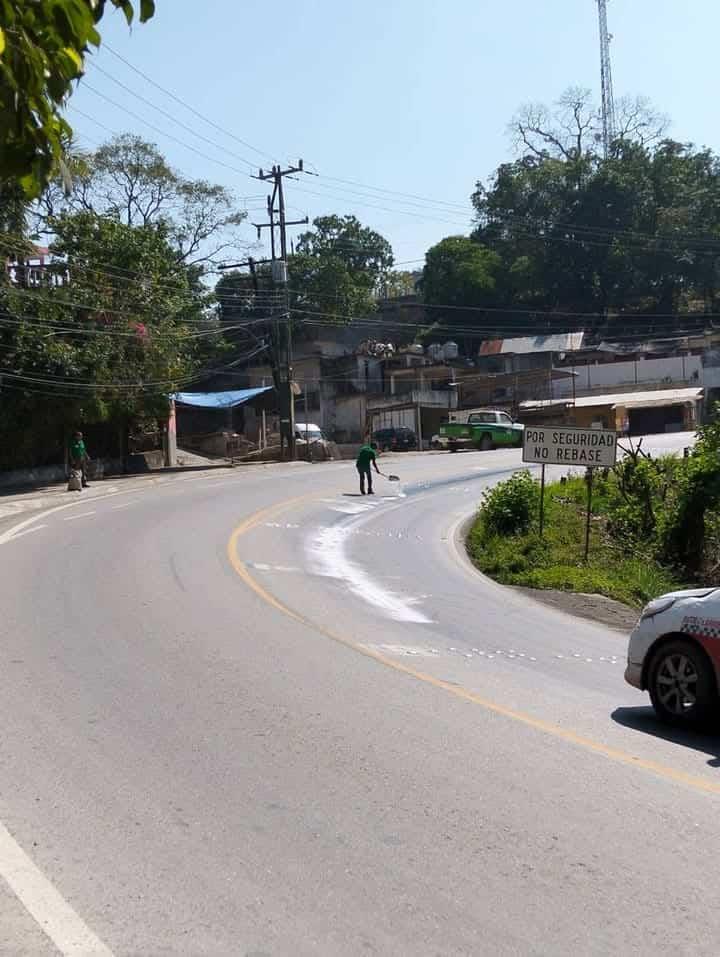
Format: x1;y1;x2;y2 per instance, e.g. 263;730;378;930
520;387;704;434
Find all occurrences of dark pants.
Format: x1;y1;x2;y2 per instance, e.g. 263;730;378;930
71;458;89;487
357;465;373;494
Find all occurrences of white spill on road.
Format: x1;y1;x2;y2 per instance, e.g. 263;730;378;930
306;508;431;625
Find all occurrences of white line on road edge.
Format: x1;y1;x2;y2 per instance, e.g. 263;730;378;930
0;494;124;546
0;820;113;956
3;524;48;541
63;511;96;522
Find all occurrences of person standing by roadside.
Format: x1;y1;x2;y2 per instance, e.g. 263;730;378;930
69;431;90;488
356;440;380;495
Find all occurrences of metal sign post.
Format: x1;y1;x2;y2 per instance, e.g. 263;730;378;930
584;468;594;562
522;425;618;554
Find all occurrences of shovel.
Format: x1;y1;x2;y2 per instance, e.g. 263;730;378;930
379;471;400;482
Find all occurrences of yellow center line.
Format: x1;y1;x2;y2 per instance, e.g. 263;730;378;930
227;496;720;797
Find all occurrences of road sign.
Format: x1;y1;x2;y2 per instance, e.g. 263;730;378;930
522;425;618;468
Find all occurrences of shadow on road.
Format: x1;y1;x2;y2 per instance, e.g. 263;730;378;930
612;706;720;767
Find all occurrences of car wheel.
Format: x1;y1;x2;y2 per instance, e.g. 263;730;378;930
648;639;717;728
479;434;493;451
449;444;458;453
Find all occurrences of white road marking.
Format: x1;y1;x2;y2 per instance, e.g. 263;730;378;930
365;644;441;657
247;562;301;573
306;521;431;624
110;502;133;510
0;820;113;956
325;502;376;515
3;524;48;541
63;511;96;522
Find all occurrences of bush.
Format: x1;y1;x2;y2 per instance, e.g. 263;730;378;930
658;419;720;575
479;470;539;537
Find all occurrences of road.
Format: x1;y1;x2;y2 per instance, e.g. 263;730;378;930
1;432;718;956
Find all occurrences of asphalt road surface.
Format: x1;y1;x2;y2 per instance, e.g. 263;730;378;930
2;432;718;957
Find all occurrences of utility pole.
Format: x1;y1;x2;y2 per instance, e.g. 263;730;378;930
596;0;617;159
253;161;309;461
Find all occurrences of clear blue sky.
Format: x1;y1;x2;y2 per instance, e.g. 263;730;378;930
68;0;720;267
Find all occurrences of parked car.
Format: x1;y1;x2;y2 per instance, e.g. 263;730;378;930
294;422;325;442
625;587;720;727
431;433;449;450
372;427;417;452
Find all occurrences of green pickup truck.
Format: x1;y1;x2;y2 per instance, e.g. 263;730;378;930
439;409;523;452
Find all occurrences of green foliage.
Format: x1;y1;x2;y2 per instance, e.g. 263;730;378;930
290;215;394;323
470;136;720;317
608;449;676;545
0;2;155;198
659;419;720;574
0;210;212;469
467;473;682;608
382;270;417;299
421;236;499;307
479;470;539;537
38;135;246;266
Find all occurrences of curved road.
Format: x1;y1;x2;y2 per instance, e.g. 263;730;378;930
2;437;719;956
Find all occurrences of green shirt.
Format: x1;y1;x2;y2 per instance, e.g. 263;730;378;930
69;439;87;461
356;445;376;468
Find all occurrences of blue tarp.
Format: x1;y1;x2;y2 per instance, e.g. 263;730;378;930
173;387;272;410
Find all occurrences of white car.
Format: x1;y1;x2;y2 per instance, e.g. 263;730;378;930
625;587;720;727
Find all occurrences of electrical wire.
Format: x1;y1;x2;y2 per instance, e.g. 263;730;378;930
89;62;259;170
81;83;257;181
102;43;281;166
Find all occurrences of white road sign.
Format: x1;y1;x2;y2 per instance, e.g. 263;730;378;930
522;425;618;468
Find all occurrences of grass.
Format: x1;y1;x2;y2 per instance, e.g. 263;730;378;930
467;475;683;608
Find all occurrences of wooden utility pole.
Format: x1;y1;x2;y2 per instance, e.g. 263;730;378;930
252;161;309;460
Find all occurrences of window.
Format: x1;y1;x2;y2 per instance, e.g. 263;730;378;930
468;413;495;424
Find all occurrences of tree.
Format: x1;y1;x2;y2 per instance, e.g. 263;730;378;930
290;215;394;323
471;136;720;317
510;87;669;161
0;1;155;198
38;135;247;267
0;211;213;470
381;270;419;299
422;236;500;308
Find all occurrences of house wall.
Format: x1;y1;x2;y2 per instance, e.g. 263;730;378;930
554;355;703;398
328;395;367;443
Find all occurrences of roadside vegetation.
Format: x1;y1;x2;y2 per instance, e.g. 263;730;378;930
467;419;720;608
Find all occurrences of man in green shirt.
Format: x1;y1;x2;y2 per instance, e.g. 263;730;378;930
69;431;90;488
356;441;380;495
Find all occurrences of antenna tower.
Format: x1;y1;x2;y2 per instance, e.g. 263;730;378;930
596;0;617;157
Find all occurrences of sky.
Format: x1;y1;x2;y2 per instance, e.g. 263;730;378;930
67;0;720;269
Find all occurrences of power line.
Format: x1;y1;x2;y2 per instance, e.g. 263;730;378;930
102;43;281;166
101;44;471;215
89;62;260;170
81;83;257;181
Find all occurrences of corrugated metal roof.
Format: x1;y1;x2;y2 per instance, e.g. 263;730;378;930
479;333;585;356
174;387;272;409
520;387;703;412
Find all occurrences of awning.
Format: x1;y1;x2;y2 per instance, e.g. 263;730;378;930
174;387;272;409
520;387;703;414
615;391;703;410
